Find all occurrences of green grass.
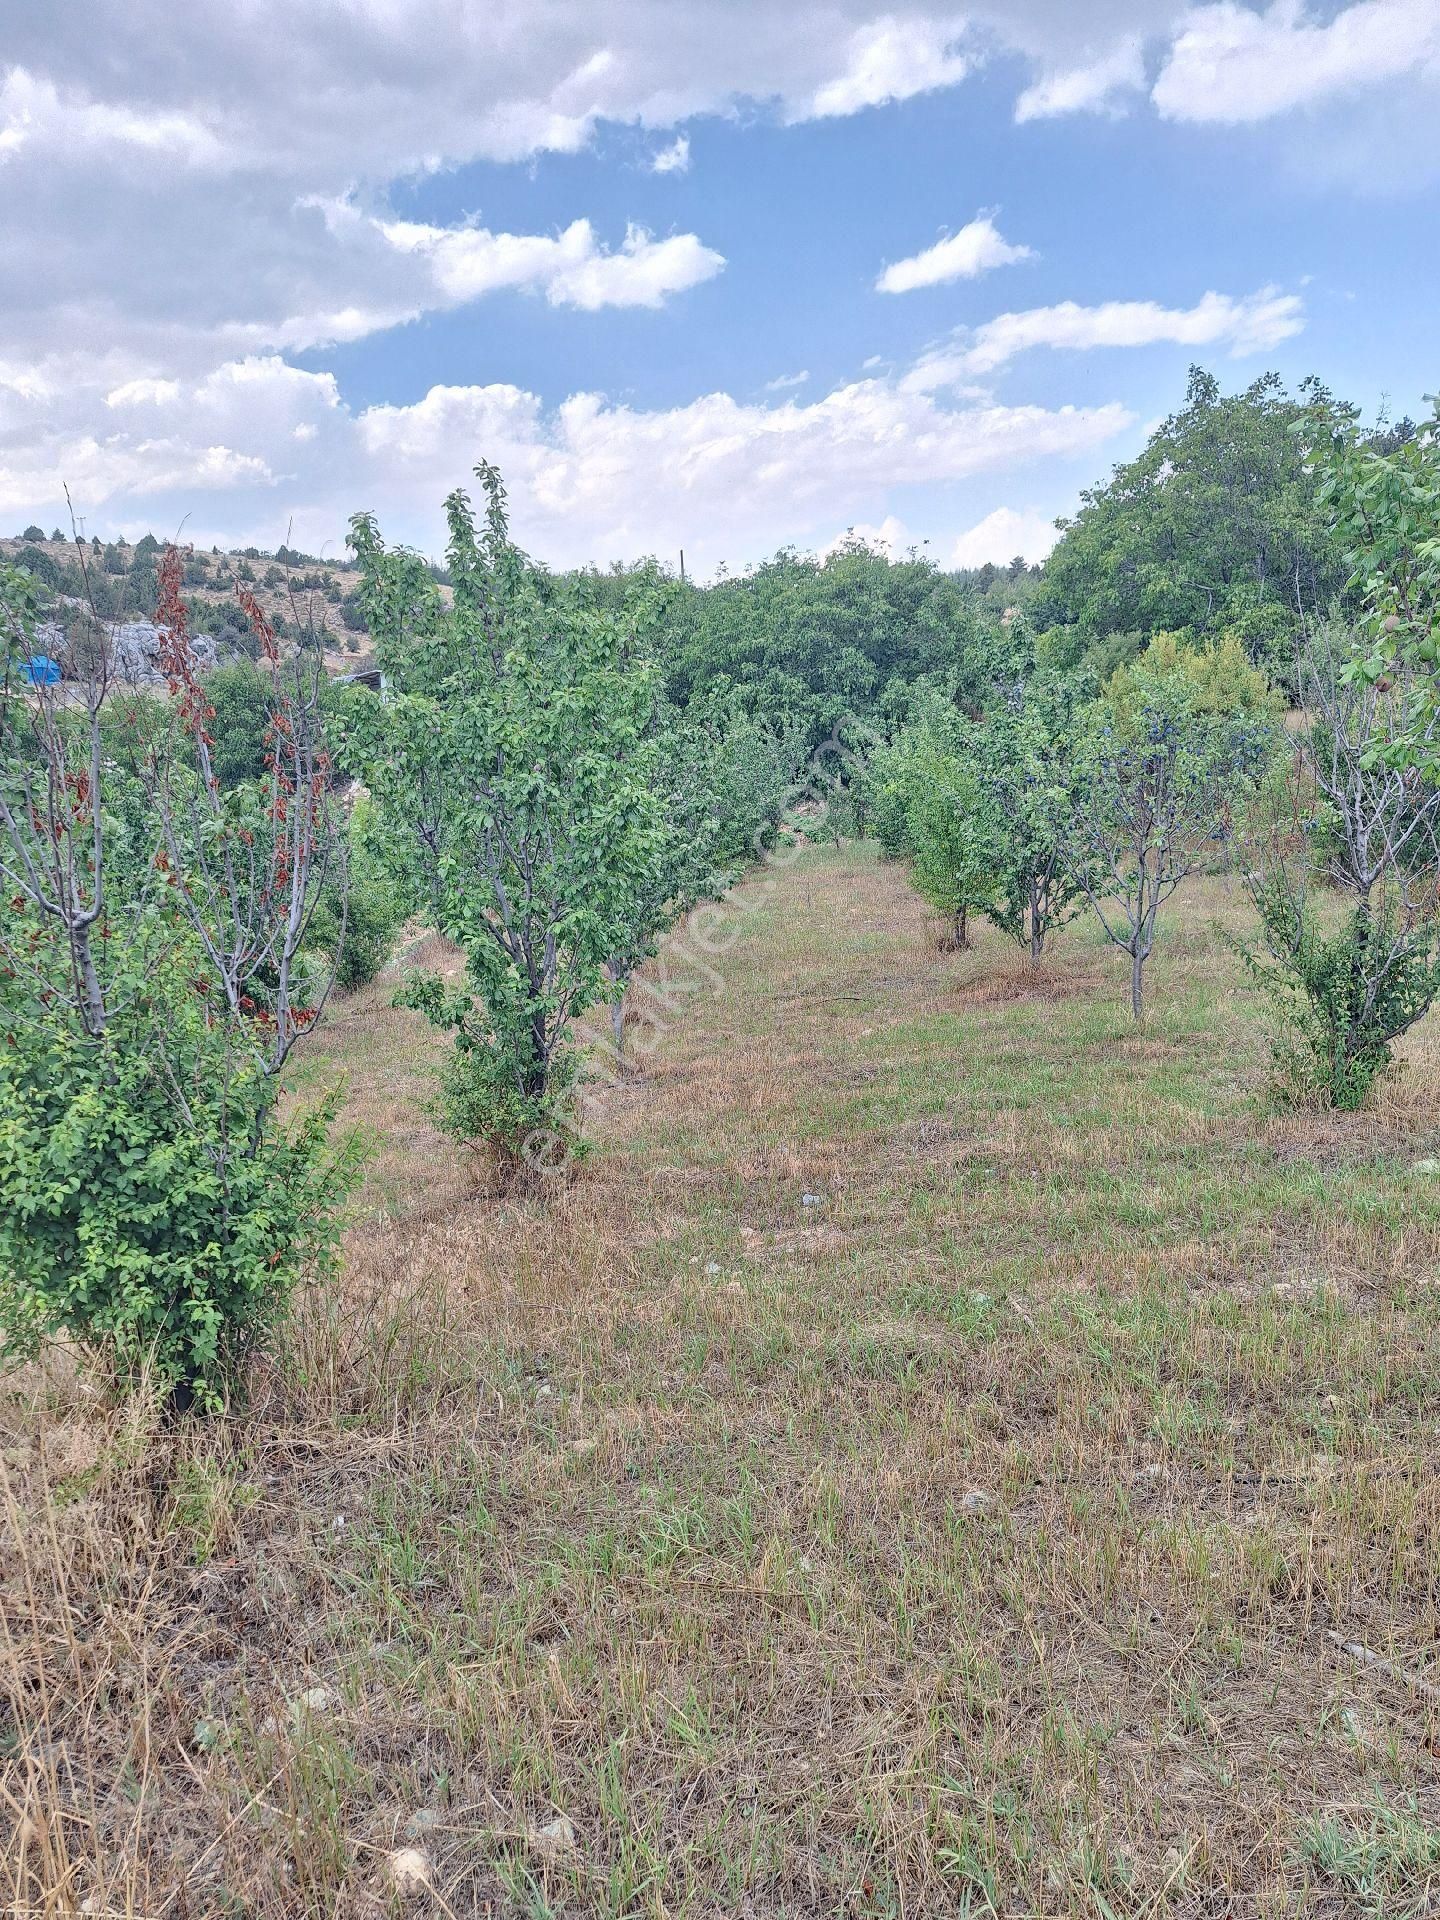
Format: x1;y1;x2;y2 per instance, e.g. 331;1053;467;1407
6;840;1440;1915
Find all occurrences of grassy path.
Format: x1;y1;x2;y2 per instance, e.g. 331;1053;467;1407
8;843;1440;1916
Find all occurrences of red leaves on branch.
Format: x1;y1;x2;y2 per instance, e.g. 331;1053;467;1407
156;546;216;746
235;581;280;664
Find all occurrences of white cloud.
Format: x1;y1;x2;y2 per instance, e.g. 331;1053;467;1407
1015;38;1147;121
650;133;691;173
906;285;1305;384
377;214;724;311
352;377;1131;567
0;2;1432;419
876;214;1034;294
763;370;811;391
4;347;1133;574
0;66;224;169
807;15;971;118
1152;0;1440;124
822;514;915;557
106;377;182;409
950;505;1059;568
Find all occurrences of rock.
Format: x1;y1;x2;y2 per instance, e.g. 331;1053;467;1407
34;618;223;689
959;1489;992;1515
570;1437;598;1457
402;1808;440;1842
1413;1157;1440;1174
704;1261;721;1275
387;1847;431;1895
527;1813;578;1863
801;1192;823;1207
294;1684;337;1715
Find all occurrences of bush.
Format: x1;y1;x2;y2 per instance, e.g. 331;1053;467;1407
17;542;60;590
1238;625;1440;1107
0;1004;348;1407
1244;882;1440;1108
204;662;273;784
0;552;352;1409
305;802;407;991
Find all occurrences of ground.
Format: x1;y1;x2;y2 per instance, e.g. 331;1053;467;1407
6;843;1440;1917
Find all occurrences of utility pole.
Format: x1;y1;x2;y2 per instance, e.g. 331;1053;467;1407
679;548;686;583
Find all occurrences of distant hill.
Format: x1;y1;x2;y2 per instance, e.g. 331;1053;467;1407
0;530;371;676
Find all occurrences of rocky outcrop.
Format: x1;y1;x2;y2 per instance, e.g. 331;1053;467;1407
34;619;221;685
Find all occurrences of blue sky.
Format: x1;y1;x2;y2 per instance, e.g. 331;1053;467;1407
2;2;1438;574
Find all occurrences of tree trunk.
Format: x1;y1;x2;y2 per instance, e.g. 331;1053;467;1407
611;992;626;1062
1028;877;1042;967
954;905;970;950
1131;947;1145;1020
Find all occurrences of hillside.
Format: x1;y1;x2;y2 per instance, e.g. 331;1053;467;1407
0;529;372;676
8;843;1440;1915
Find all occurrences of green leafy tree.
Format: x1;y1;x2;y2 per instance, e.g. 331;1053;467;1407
351;464;665;1175
976;683;1090;964
1315;401;1440;774
1075;659;1276;1017
907;742;997;949
0;554;351;1408
1037;367;1352;680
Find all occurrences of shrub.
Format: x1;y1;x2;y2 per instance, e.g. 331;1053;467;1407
1245;879;1440;1108
0;992;347;1405
0;553;351;1408
1238;625;1440;1107
305;802;408;992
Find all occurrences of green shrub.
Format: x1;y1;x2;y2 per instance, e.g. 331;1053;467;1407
306;804;407;992
0;949;352;1408
1243;881;1440;1109
0;551;353;1410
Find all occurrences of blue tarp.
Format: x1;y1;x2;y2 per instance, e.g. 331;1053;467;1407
23;655;61;686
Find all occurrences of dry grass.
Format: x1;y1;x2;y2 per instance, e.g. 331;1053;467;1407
6;845;1440;1916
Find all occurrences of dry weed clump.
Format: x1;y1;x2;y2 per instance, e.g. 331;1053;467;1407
6;846;1440;1915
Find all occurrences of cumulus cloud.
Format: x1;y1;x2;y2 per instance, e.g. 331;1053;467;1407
0;3;1431;407
1152;0;1440;124
376;214;724;311
3;348;1133;573
906;286;1305;385
650;133;691;173
821;514;915;558
350;376;1131;570
806;15;971;117
0;66;224;169
1015;38;1147;121
950;505;1060;568
876;214;1034;294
